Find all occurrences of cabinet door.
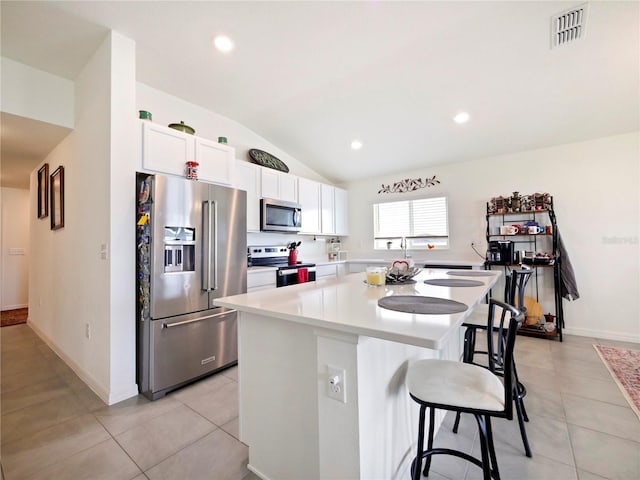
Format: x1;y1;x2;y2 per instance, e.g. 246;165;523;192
261;168;280;199
260;168;298;202
142;121;193;176
279;173;298;202
334;187;349;236
235;162;261;231
316;264;337;279
321;184;335;234
298;177;322;234
195;138;234;186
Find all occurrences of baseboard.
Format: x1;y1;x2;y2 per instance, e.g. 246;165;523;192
247;464;271;480
564;326;640;344
1;304;28;311
27;321;125;405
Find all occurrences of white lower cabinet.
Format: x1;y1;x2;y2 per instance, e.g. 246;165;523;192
347;262;387;274
247;269;277;292
315;263;347;279
316;264;337;279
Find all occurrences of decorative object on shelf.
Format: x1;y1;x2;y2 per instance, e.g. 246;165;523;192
50;166;64;230
543;313;556;332
488;191;552;213
511;191;521;212
168;121;195;135
37;163;49;219
248;148;289;173
139;110;152;121
185;161;199;180
378;175;440;194
218;137;228;144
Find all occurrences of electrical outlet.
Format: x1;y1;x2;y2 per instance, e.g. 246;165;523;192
85;323;91;339
327;365;346;403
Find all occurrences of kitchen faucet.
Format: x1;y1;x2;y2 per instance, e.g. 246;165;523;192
401;237;412;259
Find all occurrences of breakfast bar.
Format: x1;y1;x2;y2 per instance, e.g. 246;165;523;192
215;268;500;480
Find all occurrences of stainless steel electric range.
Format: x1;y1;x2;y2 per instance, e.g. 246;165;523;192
248;245;316;287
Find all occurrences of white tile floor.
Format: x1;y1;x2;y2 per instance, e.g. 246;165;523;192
1;323;639;479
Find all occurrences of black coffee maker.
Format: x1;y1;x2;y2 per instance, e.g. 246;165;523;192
487;241;514;264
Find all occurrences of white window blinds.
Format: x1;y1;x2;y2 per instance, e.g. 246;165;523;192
373;196;449;249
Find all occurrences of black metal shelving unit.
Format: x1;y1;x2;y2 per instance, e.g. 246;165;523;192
484;196;564;342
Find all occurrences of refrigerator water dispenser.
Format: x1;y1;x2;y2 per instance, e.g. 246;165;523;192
163;227;195;273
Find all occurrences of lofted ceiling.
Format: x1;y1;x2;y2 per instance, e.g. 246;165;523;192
1;1;638;188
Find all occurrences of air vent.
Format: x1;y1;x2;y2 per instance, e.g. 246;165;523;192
552;3;588;48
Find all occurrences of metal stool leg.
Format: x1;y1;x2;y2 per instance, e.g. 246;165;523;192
422;407;436;477
474;415;495;480
513;389;532;457
412;405;427;480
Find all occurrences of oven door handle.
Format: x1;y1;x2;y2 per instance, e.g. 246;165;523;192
278;267;316;276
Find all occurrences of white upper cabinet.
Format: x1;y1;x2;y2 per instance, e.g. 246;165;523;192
194;137;234;186
260;167;297;203
334;187;349;236
297;177;322;234
141;121;193;177
141;121;234;186
235;161;261;232
321;183;335;235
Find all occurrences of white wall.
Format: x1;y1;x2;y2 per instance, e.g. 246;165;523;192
343;132;640;342
136;83;330;183
1;187;30;310
28;32;138;404
1;57;74;128
108;33;138;403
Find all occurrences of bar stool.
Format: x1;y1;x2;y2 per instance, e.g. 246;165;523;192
407;300;524;480
455;268;533;457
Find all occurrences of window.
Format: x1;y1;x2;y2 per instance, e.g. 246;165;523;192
373;196;449;250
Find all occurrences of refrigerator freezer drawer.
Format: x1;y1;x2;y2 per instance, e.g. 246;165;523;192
149;309;237;397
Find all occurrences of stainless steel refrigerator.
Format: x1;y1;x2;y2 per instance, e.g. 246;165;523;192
136;173;247;400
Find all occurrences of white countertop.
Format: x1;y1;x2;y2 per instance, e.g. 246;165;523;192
217;268;500;349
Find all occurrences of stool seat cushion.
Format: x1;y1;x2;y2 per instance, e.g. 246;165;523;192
407;359;505;411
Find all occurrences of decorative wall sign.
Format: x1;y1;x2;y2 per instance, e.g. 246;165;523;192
37;163;49;219
378;175;440;194
50;166;65;230
248;149;289;173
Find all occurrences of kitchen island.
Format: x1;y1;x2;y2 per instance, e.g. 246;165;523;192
215;269;500;480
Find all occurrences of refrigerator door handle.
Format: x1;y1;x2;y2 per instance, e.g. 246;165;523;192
161;309;237;329
202;200;212;292
212;200;218;291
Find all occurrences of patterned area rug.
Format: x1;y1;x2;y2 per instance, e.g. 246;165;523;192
0;308;28;327
594;344;640;419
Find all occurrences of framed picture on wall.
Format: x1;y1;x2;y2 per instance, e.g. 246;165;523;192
37;164;49;219
50;166;65;230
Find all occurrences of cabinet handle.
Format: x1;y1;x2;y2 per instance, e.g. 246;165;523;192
162;309;236;329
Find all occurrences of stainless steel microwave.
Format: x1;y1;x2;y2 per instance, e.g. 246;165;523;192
260;198;302;232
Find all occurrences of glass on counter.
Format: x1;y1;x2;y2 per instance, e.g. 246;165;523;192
366;267;386;287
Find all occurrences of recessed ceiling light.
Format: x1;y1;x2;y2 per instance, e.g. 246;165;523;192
213;35;234;53
454;112;470;124
351;140;363;150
